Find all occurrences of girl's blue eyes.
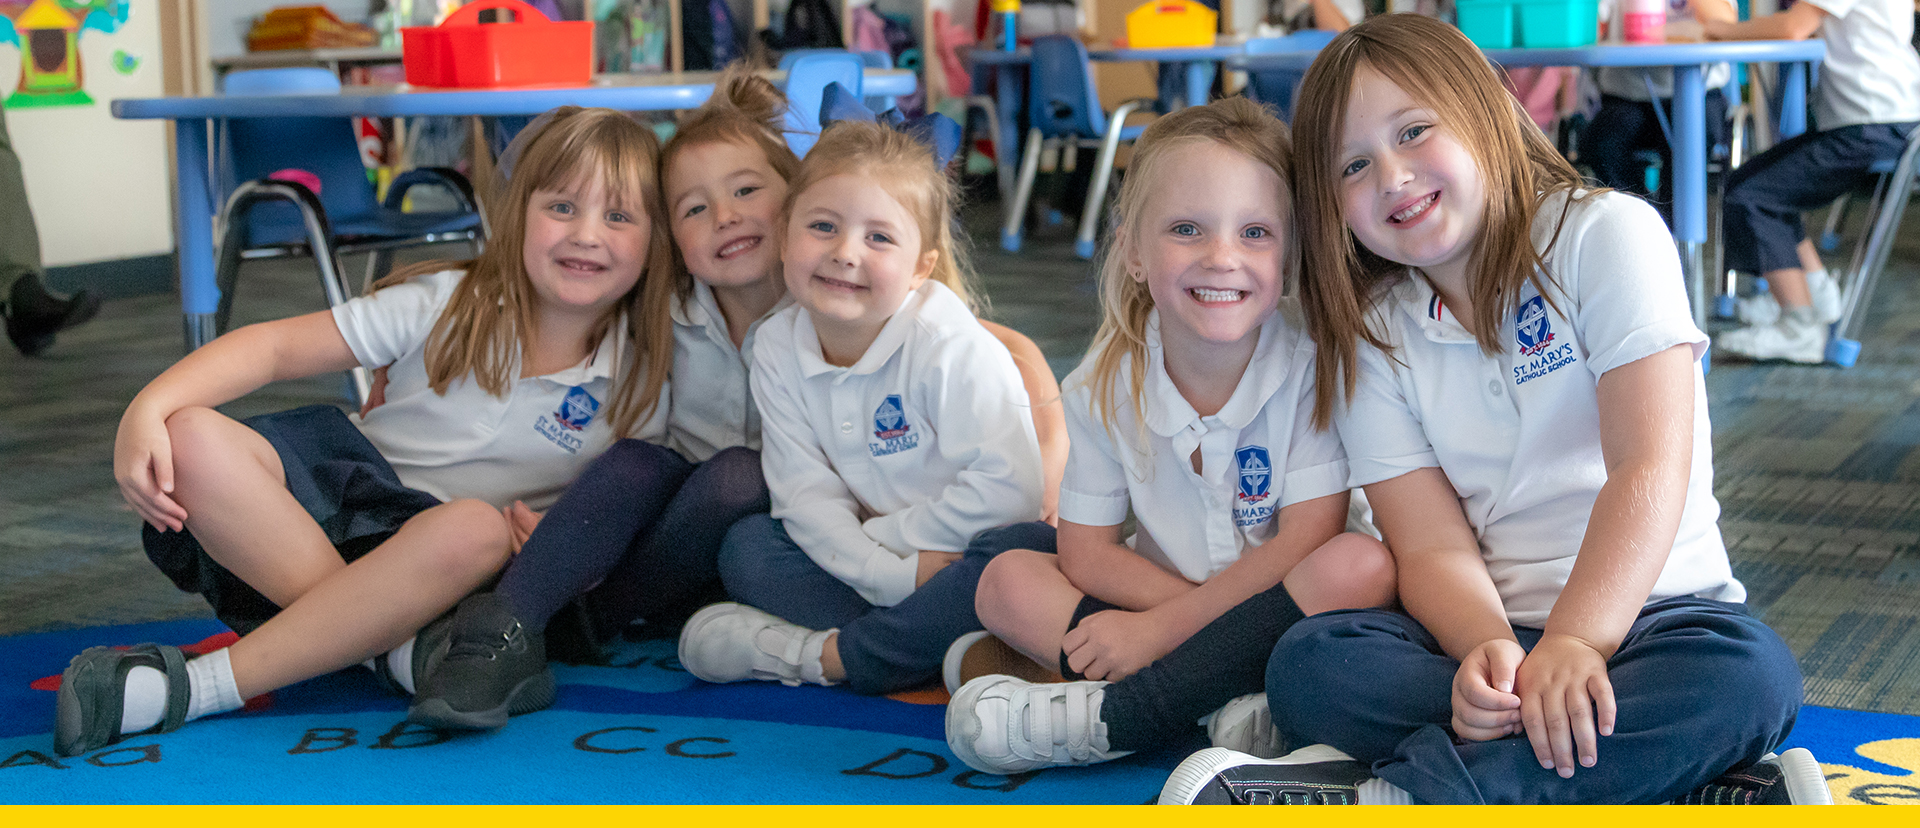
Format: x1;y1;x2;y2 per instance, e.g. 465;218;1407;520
1341;124;1433;176
1168;223;1271;239
1172;223;1199;236
1243;226;1269;239
550;201;631;222
1402;124;1430;142
1343;159;1368;177
809;221;835;233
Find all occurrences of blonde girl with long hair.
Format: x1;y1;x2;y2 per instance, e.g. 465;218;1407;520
674;112;1056;700
1161;14;1809;806
54;106;674;757
944;97;1394;776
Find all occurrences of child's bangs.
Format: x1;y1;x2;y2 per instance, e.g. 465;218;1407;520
524;124;657;212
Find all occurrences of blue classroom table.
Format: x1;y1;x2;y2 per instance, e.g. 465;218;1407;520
113;68;918;349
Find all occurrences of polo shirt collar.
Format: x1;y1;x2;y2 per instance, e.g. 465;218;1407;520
792;281;935;378
1392;272;1477;344
1140;309;1291;438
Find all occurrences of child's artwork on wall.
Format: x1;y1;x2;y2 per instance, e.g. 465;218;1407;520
0;0;130;108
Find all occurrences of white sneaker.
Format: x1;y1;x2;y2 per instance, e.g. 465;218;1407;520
1736;270;1842;326
1159;744;1373;804
1674;749;1833;804
945;675;1130;774
941;631;1062;695
1715;318;1827;364
1203;693;1285;758
675;602;831;687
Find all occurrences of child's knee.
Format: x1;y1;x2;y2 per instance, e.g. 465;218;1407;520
975;549;1055;627
163;407;247;471
417;498;513;575
1298;532;1397;612
715;513;779;589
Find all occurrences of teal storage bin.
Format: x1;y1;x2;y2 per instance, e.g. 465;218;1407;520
1517;0;1599;47
1453;0;1598;49
1455;0;1516;49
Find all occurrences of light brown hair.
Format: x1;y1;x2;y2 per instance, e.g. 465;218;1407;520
1083;96;1298;442
1292;13;1590;428
779;119;977;311
377;106;674;439
660;60;803;304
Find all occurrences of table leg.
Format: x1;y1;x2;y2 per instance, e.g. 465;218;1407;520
1672;64;1708;330
1185;61;1215;109
175;118;217;350
996;63;1024;192
1779;62;1808;140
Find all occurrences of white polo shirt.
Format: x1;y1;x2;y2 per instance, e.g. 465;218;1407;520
1057;305;1350;585
1333;191;1743;627
334;269;666;511
751;280;1045;607
664;280;794;462
1806;0;1920;128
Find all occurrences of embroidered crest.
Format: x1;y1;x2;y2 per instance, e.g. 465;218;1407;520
554;385;600;431
1515;295;1555;356
1236;446;1272;503
873;395;910;440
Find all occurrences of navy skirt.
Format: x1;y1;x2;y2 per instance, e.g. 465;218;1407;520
143;404;442;634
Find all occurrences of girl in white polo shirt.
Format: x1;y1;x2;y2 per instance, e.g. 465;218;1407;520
54;107;675;758
942;98;1396;776
675;113;1052;697
1160;16;1810;805
407;67;1070;731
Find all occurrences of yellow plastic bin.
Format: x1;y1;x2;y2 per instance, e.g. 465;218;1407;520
1125;0;1218;49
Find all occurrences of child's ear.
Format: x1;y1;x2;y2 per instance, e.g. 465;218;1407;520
913;248;939;284
1120;236;1145;283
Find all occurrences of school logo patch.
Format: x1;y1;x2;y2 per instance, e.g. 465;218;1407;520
1515;295;1555;357
873;395;910;440
1236;446;1272;503
556;385;601;430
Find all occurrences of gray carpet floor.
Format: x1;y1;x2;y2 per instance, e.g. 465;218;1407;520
4;197;1918;716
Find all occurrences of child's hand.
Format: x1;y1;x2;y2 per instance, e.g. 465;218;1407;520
1515;633;1616;779
1451;638;1525;742
504;501;544;554
915;550;961;587
1061;609;1176;682
357;366;391;417
114;406;189;532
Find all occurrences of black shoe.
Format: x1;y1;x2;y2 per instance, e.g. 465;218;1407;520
1673;749;1831;805
1159;746;1373;805
372;609;456;696
406;592;555;730
5;277;102;357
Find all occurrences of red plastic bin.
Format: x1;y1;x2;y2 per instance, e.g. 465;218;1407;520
402;0;593;89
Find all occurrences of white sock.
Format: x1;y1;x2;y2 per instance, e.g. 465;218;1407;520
118;666;168;734
1783;305;1819;328
1358;777;1414;805
184;648;243;722
386;636;418;695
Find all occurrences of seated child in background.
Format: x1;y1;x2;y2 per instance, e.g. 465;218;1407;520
674;104;1054;697
944;97;1395;776
56;107;675;757
1161;15;1809;805
1709;0;1920;362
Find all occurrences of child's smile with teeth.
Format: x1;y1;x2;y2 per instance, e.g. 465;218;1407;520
1190;288;1247;303
1391;192;1439;223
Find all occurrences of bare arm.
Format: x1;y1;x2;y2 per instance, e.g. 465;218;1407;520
981;320;1067;525
1143;491;1347;647
1056;519;1196;611
1369;467;1513;658
116;311;360;530
1703;1;1826;41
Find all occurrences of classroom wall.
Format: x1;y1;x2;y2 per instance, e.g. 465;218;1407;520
2;0;174;268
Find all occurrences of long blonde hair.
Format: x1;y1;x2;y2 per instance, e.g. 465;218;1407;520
659;60;803;306
1292;13;1590;428
377;106;674;438
1084;97;1298;441
780;119;978;311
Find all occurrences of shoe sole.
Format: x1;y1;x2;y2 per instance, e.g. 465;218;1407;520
54;647;117;757
406;669;556;731
1772;748;1832;805
1158;744;1357;805
942;631;1063;696
676;602;751;684
1208;696;1283;759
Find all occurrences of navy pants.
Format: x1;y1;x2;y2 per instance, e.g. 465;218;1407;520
1267;598;1803;804
1723;121;1917;274
499;441;769;637
718;517;1053;695
1579;91;1728;229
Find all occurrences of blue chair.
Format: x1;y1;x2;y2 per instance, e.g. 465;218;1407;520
780;49;895;111
1820;126;1920;367
215;68;485;401
1002;35;1156;259
1242;30;1336;119
781;51;867;156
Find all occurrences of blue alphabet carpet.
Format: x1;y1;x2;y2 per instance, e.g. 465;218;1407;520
2;619;1917;804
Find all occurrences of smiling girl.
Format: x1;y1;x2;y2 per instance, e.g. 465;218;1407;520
674;116;1052;699
56;107;674;757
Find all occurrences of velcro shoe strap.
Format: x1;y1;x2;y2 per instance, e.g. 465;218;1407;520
141;644;192;733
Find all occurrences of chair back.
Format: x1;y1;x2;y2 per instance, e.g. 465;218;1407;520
783;51;866;156
1028;35;1106;139
219;69;375;246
